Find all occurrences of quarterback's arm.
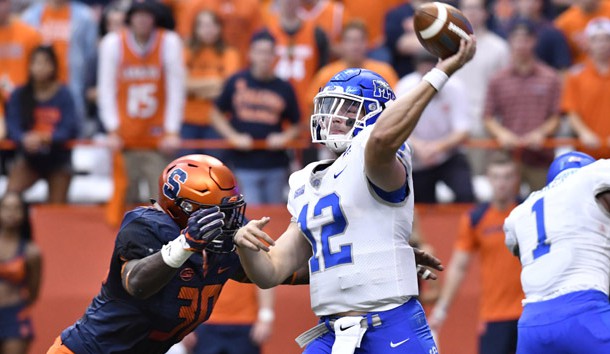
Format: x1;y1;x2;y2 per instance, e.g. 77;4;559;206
235;220;312;289
365;38;476;191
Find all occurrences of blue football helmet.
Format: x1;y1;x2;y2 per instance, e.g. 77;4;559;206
311;68;396;154
546;151;595;184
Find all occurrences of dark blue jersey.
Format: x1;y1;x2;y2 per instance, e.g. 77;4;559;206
60;207;242;354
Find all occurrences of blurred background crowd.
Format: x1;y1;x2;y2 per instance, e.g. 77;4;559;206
0;0;609;353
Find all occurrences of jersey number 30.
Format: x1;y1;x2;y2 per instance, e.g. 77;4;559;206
298;193;352;272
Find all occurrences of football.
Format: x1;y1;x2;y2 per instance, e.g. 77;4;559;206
414;2;474;59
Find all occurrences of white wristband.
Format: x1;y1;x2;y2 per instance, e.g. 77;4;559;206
423;68;449;91
258;308;275;323
161;234;193;268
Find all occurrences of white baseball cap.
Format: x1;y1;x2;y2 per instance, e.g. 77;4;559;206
585;17;610;37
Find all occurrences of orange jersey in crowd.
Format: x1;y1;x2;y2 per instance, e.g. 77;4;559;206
116;30;166;147
184;45;241;126
561;60;610;159
205;280;258;325
0;18;42;98
265;15;320;121
170;0;263;60
554;1;610;65
455;202;524;322
307;59;399;111
299;0;350;47
341;0;402;48
38;4;71;83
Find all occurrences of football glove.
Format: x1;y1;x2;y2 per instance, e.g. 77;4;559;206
183;206;225;252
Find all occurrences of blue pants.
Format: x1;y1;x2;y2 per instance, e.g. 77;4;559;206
192;324;259;354
479;320;518;354
517;290;610;354
304;298;438;354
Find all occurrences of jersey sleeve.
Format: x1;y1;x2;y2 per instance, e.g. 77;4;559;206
454;213;478;252
115;217;162;261
588;160;610;196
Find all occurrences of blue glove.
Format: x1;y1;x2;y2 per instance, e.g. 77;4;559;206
183;207;225;252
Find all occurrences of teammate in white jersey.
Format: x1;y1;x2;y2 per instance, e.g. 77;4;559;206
504;151;610;354
234;38;476;353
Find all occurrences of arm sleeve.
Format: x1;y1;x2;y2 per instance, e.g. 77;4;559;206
282;83;301;124
97;33;121;133
162;31;185;134
115;218;161;261
51;88;79;142
454;213;478;252
590;160;610;197
5;89;24;142
314;27;330;69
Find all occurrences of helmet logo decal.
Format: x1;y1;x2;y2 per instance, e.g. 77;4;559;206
163;168;188;200
372;80;395;100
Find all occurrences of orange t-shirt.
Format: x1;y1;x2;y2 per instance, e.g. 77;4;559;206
265;15;320;122
299;0;350;47
307;59;399;109
184;45;241;126
342;0;402;48
175;0;263;60
561;60;610;158
116;30;166;147
454;202;524;322
39;4;71;83
554;2;610;64
206;280;258;325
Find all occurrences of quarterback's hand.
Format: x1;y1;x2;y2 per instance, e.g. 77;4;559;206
414;247;443;280
235;217;276;252
436;35;476;76
182;207;225;252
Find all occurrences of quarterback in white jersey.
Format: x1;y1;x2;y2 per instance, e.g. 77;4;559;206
504;151;610;354
234;38;476;354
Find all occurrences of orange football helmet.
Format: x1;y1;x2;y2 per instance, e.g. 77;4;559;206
157;154;246;252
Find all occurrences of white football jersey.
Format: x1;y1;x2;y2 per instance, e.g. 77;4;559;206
504;159;610;304
287;126;419;316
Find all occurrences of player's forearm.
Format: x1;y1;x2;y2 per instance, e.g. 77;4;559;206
236;247;285;289
122;253;179;299
368;81;437;159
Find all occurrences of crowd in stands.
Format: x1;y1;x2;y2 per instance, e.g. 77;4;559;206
0;0;607;209
0;1;609;353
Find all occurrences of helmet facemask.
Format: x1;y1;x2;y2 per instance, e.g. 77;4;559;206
311;91;382;154
177;195;247;253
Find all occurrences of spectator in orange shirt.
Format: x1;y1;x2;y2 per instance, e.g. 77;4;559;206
554;0;610;64
298;0;349;57
562;17;610;159
429;151;524;354
342;0;402;50
5;45;79;204
21;0;98;130
181;10;241;159
169;0;263;64
263;0;330;124
308;20;399;113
